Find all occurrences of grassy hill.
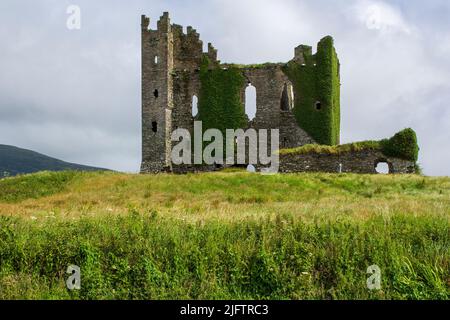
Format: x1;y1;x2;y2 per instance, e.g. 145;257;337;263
0;170;448;299
0;144;107;177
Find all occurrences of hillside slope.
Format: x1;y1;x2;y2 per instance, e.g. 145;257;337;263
0;171;448;299
0;144;107;177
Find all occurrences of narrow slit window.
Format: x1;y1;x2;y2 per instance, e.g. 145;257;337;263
153;89;159;98
290;85;295;109
152;121;157;133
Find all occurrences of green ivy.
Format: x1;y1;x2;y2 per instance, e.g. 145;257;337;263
380;128;419;162
281;128;419;163
198;56;247;135
282;36;340;146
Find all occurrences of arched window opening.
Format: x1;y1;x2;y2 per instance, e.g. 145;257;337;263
375;161;390;174
245;84;256;120
153;89;159;98
280;83;290;111
290;85;295;109
154;56;158;64
151;121;157;133
192;95;198;117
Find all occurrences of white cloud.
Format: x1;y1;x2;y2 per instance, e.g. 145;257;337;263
0;0;449;176
354;0;411;33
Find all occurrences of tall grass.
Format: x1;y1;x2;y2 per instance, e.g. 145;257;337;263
0;212;448;299
0;171;448;299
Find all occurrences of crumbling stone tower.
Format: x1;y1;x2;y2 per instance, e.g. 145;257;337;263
140;12;341;173
141;13;219;173
140;13;173;173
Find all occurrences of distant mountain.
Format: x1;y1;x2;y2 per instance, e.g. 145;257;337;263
0;144;109;177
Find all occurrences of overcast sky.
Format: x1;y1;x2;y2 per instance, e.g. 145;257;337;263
0;0;449;176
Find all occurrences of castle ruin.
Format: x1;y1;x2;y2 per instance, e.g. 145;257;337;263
140;13;417;174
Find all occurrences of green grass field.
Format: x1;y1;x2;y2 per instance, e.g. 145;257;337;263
0;170;448;299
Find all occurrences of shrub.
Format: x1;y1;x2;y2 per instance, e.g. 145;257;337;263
380;128;419;162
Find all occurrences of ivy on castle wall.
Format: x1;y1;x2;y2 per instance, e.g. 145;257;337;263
198;37;340;147
198;56;247;134
281;128;419;163
282;36;340;146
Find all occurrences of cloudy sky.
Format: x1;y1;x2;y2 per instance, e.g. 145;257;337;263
0;0;449;176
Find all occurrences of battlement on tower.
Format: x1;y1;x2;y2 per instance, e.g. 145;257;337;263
294;45;313;64
141;13;218;72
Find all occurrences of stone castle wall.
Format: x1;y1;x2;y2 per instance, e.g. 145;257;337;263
279;150;416;174
140;13;322;173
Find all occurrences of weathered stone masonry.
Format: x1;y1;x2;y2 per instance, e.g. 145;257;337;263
140;13;416;174
279;150;415;174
